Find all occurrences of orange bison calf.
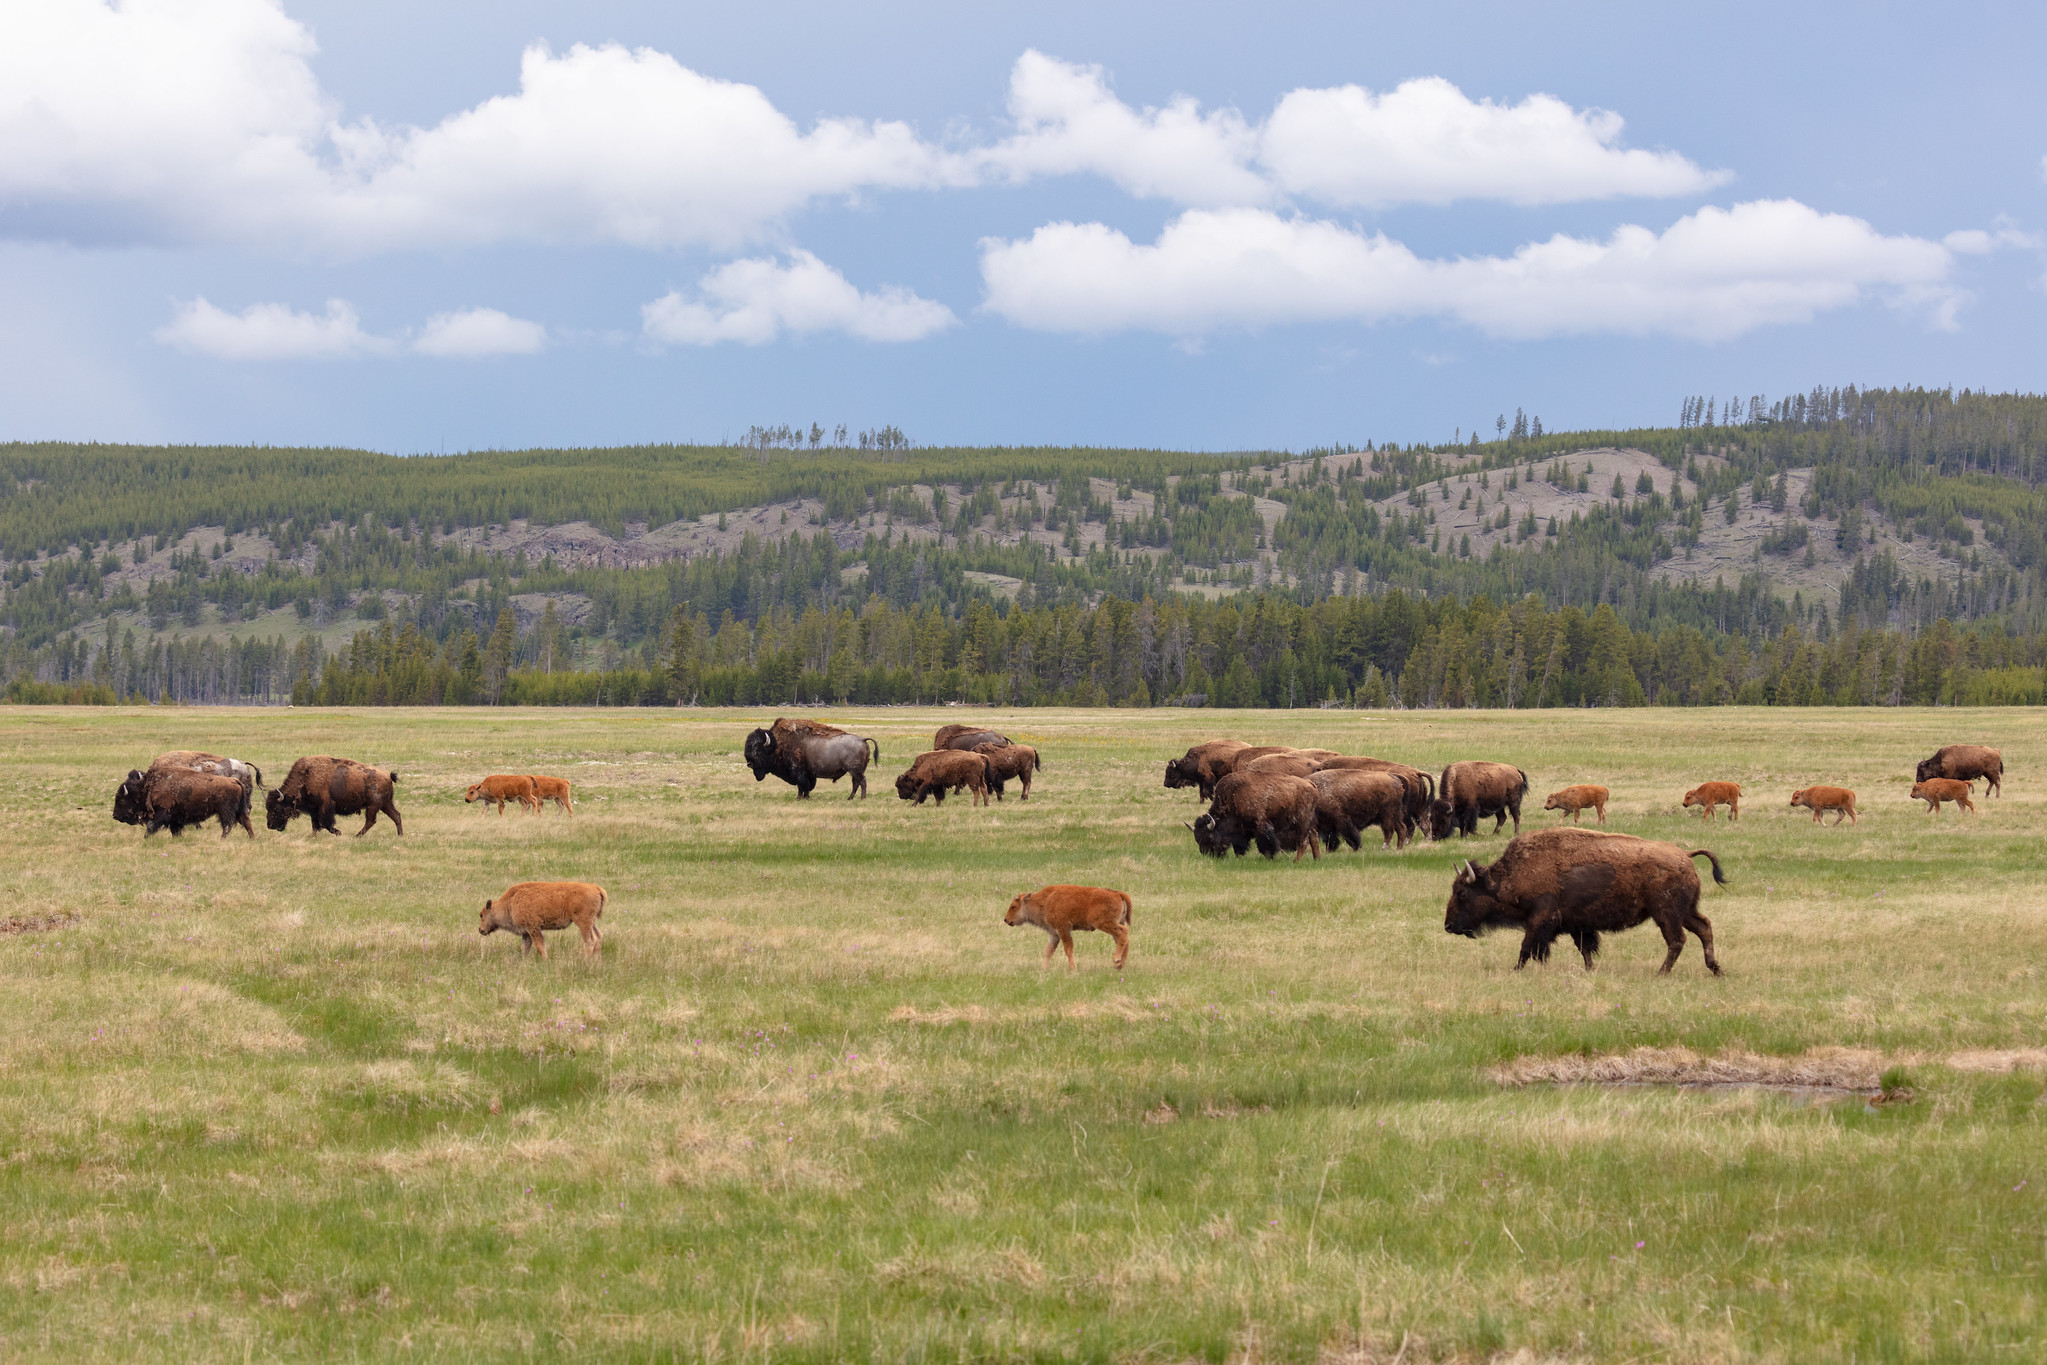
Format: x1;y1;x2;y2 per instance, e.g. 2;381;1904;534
1004;885;1132;970
1910;778;1974;815
479;881;608;958
526;775;574;814
1544;784;1609;825
466;774;538;814
1790;786;1858;825
1682;781;1741;821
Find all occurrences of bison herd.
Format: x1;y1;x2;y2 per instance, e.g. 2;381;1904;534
106;728;2006;973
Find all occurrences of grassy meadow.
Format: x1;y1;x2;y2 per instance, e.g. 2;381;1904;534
0;703;2043;1363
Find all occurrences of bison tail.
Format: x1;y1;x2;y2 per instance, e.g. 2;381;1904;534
865;737;881;764
1118;893;1132;926
388;772;400;784
251;764;265;787
1687;849;1730;885
596;886;608;916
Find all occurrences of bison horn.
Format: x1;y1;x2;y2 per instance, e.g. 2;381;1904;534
1183;821;1196;832
1459;860;1478;882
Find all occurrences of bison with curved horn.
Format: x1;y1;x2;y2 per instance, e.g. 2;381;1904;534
743;717;880;799
113;750;262;837
1444;827;1728;976
1915;744;2003;798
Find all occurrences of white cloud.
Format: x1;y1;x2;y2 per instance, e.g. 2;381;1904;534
1262;78;1728;208
980;200;1956;341
412;307;545;357
154;297;386;359
1942;223;2044;254
979;52;1724;208
979;51;1267;206
642;251;956;345
0;0;969;251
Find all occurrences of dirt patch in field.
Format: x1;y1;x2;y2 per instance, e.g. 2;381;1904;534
0;912;77;935
1946;1048;2047;1073
1489;1045;1887;1094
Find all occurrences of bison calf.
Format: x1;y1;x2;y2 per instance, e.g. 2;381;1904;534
894;750;992;806
1682;782;1741;821
1790;786;1857;825
526;775;574;814
466;775;539;815
1910;778;1974;815
1543;784;1608;825
1004;885;1131;969
479;881;608;958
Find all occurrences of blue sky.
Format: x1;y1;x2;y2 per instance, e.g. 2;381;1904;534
2;0;2042;453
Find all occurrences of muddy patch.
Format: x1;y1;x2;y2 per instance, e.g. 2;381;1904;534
1490;1045;1889;1100
0;912;77;935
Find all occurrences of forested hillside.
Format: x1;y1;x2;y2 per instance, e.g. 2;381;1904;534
5;385;2045;708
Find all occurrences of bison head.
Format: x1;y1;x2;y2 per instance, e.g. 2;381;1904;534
1444;859;1517;938
1162;760;1197;790
480;899;502;936
263;788;300;832
1788;789;1809;808
1186;813;1230;857
1542;792;1562;811
1003;893;1031;926
112;769;148;826
464;783;485;804
743;728;777;781
1426;798;1456;841
1914;757;1938;783
895;770;921;801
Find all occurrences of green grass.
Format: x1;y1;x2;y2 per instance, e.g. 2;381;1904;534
0;704;2042;1362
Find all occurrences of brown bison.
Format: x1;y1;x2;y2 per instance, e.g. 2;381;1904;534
979;743;1041;801
1916;745;2003;798
466;775;539;815
139;770;253;839
1910;778;1974;815
480;881;607;958
1444;827;1728;975
1429;761;1530;839
1162;740;1261;799
113;750;261;834
526;775;574;814
1543;784;1609;825
1309;768;1409;850
743;717;880;799
1313;757;1434;835
1790;786;1857;825
1236;751;1325;780
1189;771;1321;861
934;724;1012;753
1682;781;1741;821
894;749;992;805
1004;885;1132;969
265;757;403;836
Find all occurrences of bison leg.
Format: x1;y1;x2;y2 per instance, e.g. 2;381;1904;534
1596;804;1606;825
1108;924;1129;969
849;771;864;800
578;919;601;956
528;931;549;959
1058;929;1076;970
1684;911;1721;975
1040;929;1060;966
357;806;380;836
1572;930;1602;970
1514;926;1557;969
383;799;403;835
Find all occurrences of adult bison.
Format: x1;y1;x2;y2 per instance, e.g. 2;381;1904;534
1308;756;1433;835
743;717;880;799
980;743;1041;801
265;756;403;836
1163;740;1251;799
894;749;992;805
934;724;1011;753
1188;771;1320;861
1915;745;2003;798
1444;827;1728;975
1429;761;1529;839
113;751;261;836
140;770;253;839
1308;769;1409;851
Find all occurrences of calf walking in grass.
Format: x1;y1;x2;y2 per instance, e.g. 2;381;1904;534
1910;778;1975;815
467;775;539;815
480;881;607;958
1790;786;1858;825
1004;885;1131;970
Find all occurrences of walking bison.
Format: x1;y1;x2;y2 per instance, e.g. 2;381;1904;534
1910;778;1974;816
1915;745;2003;798
1543;784;1609;825
139;770;253;839
1789;786;1857;825
979;743;1041;801
1309;768;1409;851
1429;761;1529;839
743;717;880;799
265;756;403;836
1444;827;1728;975
1004;885;1132;970
1682;782;1742;821
1188;771;1320;861
113;751;261;836
480;881;607;959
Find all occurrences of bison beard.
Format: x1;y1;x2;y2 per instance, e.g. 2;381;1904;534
1443;828;1728;975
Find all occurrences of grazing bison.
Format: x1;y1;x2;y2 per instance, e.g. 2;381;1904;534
113;750;261;834
1682;781;1742;821
265;756;403;836
1237;751;1325;780
894;749;992;805
934;724;1012;753
1444;827;1728;975
1429;761;1530;839
1313;757;1434;835
1543;784;1609;825
141;770;253;839
1916;745;2003;798
1188;771;1321;861
480;881;607;959
466;774;539;815
1162;740;1251;799
743;717;880;799
1004;885;1132;970
1910;778;1974;815
1309;768;1409;851
526;775;574;814
1790;786;1857;825
979;743;1041;801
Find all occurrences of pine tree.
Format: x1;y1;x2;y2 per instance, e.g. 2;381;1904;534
482;608;516;705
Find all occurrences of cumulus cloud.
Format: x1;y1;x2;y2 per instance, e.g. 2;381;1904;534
412;307;546;357
979;52;1725;208
0;0;968;251
154;297;386;359
642;251;956;345
979;200;1956;341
